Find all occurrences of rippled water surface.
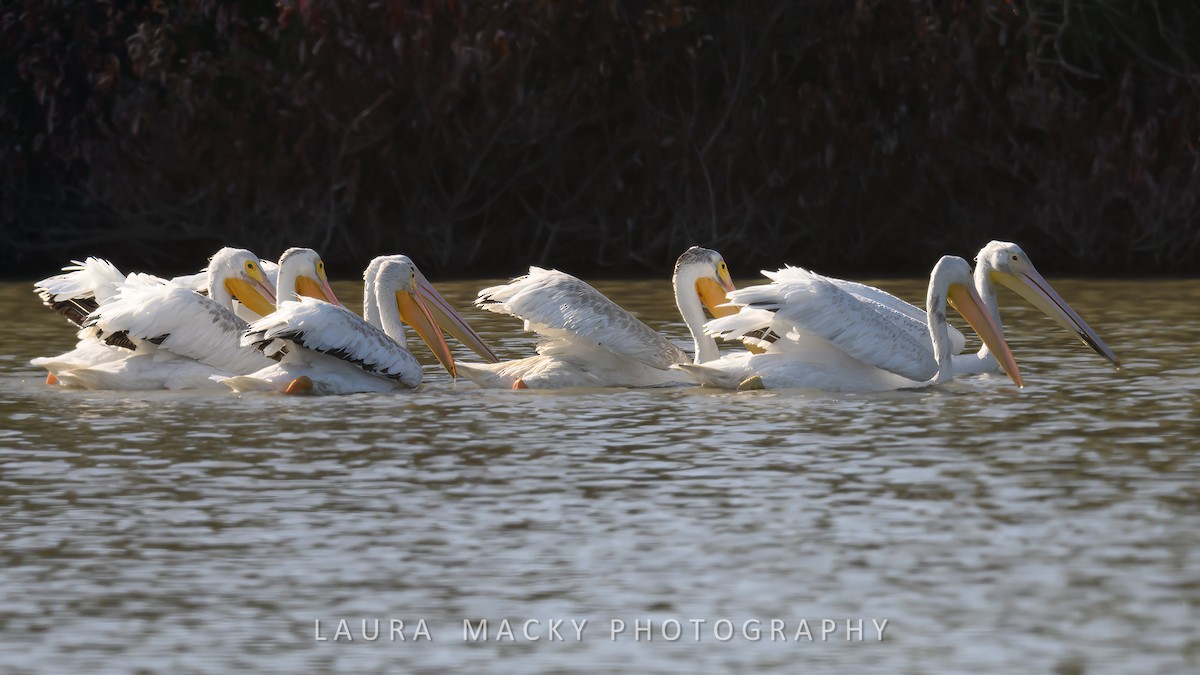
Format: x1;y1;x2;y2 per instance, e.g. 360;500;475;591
1;276;1198;673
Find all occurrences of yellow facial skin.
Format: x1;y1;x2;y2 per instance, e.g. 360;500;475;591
295;261;341;306
225;260;277;318
948;283;1023;387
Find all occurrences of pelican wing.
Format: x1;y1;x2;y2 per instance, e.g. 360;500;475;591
710;266;938;382
85;282;271;375
476;267;688;368
170;270;208;294
35;257;127;326
242;298;421;385
826;277;966;355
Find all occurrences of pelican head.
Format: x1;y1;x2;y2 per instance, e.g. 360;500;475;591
376;257;494;377
206;247;277;318
975;241;1119;369
277;247;340;305
673;246;737;319
365;254;497;364
673;246;744;364
931;256;1022;387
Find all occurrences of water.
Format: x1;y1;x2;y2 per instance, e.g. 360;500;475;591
1;277;1198;673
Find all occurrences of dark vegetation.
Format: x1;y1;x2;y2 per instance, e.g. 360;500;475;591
4;0;1200;278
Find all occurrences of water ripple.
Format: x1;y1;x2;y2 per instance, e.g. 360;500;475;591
1;279;1198;673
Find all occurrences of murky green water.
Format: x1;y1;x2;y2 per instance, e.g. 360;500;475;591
1;277;1198;673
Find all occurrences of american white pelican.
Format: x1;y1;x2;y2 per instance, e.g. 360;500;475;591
219;256;493;395
360;255;499;363
788;241;1118;375
59;246;338;390
456;246;739;389
31;249;287;382
43;248;286;390
677;256;1023;392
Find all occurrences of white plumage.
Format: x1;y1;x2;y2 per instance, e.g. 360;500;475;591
29;339;128;376
171;258;278;295
458;247;739;389
678;256;1022;392
219;255;485;396
225;298;424;394
53;349;245;391
86;283;273;375
819;273;967;356
479;267;689;368
735;242;1118;377
705;266;940;382
34;248;281;390
35;257;129;325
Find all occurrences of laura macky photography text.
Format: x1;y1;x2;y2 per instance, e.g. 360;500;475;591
313;618;890;643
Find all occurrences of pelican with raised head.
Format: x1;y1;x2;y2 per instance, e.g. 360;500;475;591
456;246;740;389
781;241;1118;376
677;256;1023;392
955;241;1118;373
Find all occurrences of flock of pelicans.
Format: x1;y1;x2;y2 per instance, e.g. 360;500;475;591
28;242;1120;395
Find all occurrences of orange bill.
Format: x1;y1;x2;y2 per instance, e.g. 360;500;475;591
415;270;498;363
295;275;341;306
695;277;737;318
396;289;456;377
225;276;277;318
948;283;1023;387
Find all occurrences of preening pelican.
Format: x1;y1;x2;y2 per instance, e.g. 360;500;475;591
220;255;494;395
456;246;739;389
677;256;1022;392
43;248;287;390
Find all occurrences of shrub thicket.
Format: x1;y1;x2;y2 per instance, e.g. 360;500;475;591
3;1;1199;276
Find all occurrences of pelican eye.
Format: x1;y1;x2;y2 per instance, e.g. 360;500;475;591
1011;254;1019;261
